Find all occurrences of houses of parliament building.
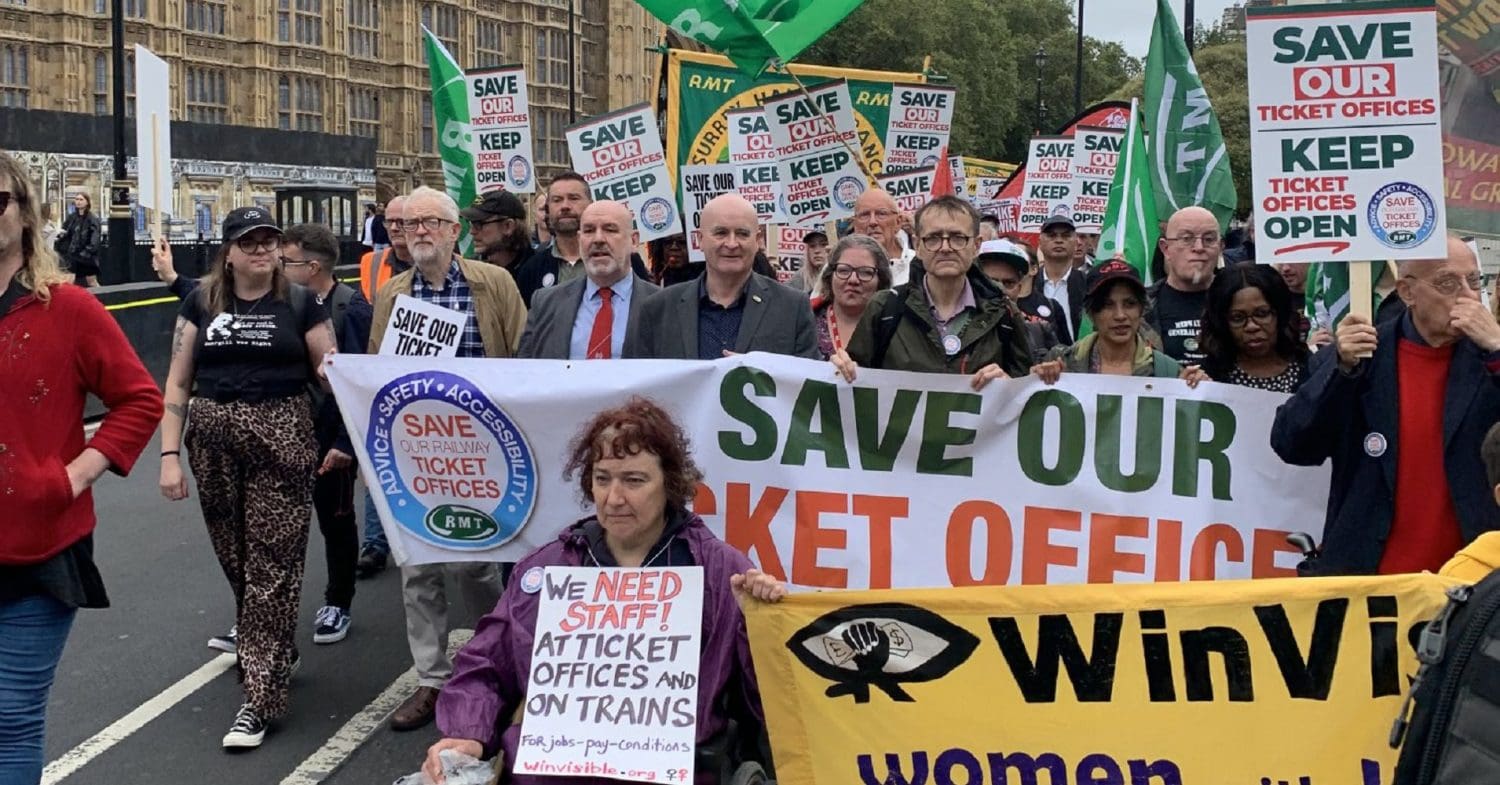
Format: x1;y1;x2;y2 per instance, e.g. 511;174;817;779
0;0;662;237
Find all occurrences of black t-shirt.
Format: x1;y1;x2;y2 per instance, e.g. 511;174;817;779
180;284;328;402
1153;284;1208;364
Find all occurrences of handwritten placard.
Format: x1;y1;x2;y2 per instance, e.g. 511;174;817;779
377;294;466;357
514;566;704;784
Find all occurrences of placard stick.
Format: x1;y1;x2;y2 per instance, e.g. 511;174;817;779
150;113;163;241
775;63;878;186
1349;261;1374;357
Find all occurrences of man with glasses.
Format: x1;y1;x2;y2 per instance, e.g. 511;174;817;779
357;195;413;303
366;186;527;733
853;189;917;286
1145;205;1220;364
833;195;1031;384
460;190;536;272
1037;212;1085;344
1272;236;1500;576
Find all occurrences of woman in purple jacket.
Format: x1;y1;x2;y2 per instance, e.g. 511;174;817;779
424;397;784;784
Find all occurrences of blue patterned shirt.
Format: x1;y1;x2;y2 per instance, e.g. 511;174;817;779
411;258;486;358
697;276;747;360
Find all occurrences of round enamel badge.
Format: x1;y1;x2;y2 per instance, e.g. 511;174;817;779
520;566;545;594
1363;432;1388;458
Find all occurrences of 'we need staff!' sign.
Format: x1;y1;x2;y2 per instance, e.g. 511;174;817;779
1246;1;1446;262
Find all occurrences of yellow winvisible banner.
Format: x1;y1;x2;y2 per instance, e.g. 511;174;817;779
745;574;1460;785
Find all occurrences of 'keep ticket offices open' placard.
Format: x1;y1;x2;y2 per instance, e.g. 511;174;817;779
377;294;465;357
515;567;704;784
763;80;867;227
466;66;536;194
727;107;783;225
567;103;683;242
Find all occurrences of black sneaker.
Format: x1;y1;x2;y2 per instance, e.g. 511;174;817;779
312;606;351;644
222;704;266;749
355;546;388;578
208;625;237;654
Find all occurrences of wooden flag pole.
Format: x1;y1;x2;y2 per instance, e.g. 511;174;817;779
1349;260;1374;358
774;61;879;186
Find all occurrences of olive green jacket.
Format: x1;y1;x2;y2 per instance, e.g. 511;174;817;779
1047;332;1182;378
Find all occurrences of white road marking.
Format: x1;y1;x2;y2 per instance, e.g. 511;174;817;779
41;653;237;785
278;630;474;785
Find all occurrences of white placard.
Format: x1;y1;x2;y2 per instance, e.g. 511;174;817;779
567;104;682;242
772;225;808;285
883;84;956;173
877;167;935;214
949;156;968;200
762;80;867;227
680;164;738;262
1246;1;1447;262
467;66;536;194
973;175;1009;217
134;45;172;216
377;294;466;357
514;566;704;784
727;107;783;225
1018;136;1075;233
1071;126;1124;233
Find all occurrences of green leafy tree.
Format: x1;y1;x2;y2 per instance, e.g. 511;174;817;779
800;0;1140;163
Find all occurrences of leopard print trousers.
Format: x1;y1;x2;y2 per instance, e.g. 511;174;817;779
186;395;317;719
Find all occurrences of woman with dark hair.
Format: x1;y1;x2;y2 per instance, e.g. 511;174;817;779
1182;262;1310;393
56;193;101;287
648;233;698;286
812;234;892;359
155;206;337;749
1031;259;1181;382
423;397;784;785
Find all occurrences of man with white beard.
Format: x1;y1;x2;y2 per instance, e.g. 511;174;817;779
1144;205;1220;365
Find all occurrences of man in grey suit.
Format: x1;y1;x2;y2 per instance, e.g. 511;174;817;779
624;193;818;360
518;200;659;359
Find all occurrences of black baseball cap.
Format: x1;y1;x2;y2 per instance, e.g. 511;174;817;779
460;190;527;222
222;206;281;242
1040;210;1076;233
802;229;828;244
1084;258;1147;307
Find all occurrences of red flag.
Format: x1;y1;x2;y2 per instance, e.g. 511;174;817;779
929;146;955;198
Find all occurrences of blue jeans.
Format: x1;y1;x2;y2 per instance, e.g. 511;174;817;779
0;594;76;785
362;489;388;555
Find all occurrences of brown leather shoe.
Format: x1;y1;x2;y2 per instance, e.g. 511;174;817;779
390;686;440;731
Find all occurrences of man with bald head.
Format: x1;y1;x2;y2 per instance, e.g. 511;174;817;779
517;200;659;359
1273;236;1500;576
356;195;414;302
1145;205;1221;364
854;188;917;285
625;193;817;359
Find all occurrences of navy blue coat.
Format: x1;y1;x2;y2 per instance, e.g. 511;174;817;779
1270;318;1500;575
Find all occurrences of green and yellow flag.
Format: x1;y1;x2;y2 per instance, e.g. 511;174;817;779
637;0;865;76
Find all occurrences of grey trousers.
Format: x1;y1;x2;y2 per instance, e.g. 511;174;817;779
401;562;504;688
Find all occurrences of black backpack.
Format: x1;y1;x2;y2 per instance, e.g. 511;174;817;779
1391;571;1500;784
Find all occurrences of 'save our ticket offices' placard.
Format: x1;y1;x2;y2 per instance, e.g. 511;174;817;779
567;103;682;242
1071;126;1123;233
680;164;738;262
466;66;536;194
514;567;704;784
1019;137;1075;232
882;84;956;173
377;294;466;358
727;107;784;225
762;80;868;227
1246;0;1447;261
877;167;936;214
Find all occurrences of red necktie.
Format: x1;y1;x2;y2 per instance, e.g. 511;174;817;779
587;286;613;359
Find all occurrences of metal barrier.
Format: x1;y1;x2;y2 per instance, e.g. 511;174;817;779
92;237;369;286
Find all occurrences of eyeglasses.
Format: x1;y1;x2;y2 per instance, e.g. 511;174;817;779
1227;306;1275;328
1410;272;1484;297
386;220;406;233
832;264;878;283
1170;233;1221;248
235;235;281;254
920;232;972;251
397;217;454;232
855;209;897;222
0;191;23;213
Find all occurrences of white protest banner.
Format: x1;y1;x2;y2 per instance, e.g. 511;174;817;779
466;66;536;194
876;167;935;214
377;294;466;358
1018;136;1075;232
680;164;738;262
763;80;867;227
1071;126;1123;232
1246;1;1446;262
883;84;956;173
513;567;703;784
133;45;172;221
972;176;1008;217
770;225;808;285
329;353;1330;585
726;107;783;225
567;103;681;242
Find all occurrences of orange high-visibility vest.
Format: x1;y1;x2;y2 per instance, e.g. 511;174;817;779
359;248;397;301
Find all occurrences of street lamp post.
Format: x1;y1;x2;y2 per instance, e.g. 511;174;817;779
1033;47;1048;134
108;0;132;284
1074;0;1084;118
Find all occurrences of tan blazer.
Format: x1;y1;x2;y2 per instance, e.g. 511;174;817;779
369;257;528;358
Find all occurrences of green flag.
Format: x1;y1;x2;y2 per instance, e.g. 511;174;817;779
1079;100;1160;341
1306;261;1386;333
1143;0;1237;230
423;25;475;255
637;0;865;76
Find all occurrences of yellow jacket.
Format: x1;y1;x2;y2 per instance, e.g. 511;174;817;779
369;257;527;358
1440;531;1500;583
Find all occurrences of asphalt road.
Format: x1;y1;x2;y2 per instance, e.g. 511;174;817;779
41;431;482;785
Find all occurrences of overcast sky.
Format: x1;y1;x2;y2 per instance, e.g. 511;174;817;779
1085;0;1243;58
